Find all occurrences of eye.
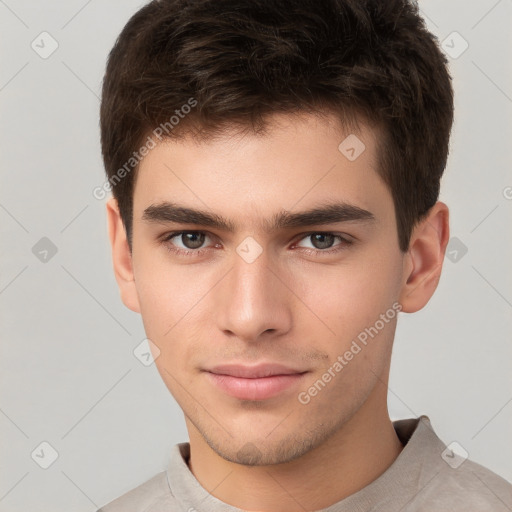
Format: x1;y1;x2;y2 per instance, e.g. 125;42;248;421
294;232;353;255
162;231;214;256
169;232;208;249
161;230;353;258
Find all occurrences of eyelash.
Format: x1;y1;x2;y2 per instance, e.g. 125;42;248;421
160;231;354;258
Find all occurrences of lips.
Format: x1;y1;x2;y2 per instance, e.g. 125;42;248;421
204;363;308;400
206;363;306;378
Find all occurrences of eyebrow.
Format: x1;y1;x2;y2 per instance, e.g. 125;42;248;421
142;201;376;233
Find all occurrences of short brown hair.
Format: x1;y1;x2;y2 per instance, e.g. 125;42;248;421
100;0;453;252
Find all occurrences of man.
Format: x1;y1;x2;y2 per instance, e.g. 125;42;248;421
97;0;512;510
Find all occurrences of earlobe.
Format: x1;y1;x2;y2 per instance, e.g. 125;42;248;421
398;202;450;313
106;198;141;313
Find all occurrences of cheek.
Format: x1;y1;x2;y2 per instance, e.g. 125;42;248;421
300;255;399;336
296;248;402;389
132;251;220;364
133;245;205;321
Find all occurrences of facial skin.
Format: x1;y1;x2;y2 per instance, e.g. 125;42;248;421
107;112;450;511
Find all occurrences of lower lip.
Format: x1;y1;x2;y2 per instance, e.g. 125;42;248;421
205;372;307;401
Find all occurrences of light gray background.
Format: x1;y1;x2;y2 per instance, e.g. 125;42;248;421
1;1;511;510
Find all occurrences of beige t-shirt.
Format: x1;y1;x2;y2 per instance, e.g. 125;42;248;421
97;415;512;511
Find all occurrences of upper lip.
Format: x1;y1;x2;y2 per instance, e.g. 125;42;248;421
205;363;307;378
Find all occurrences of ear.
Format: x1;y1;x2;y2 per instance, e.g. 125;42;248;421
398;201;450;313
106;198;141;313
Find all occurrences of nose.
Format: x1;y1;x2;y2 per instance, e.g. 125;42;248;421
215;243;293;343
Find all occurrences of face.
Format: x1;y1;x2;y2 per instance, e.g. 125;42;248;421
115;112;410;465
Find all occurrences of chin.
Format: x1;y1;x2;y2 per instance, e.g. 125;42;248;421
199;421;334;467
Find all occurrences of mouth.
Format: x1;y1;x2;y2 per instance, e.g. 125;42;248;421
203;363;309;401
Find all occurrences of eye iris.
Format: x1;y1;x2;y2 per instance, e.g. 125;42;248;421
311;233;335;249
182;232;205;249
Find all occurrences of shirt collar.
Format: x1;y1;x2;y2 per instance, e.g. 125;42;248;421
166;415;446;512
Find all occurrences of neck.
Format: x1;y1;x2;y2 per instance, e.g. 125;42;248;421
185;379;403;511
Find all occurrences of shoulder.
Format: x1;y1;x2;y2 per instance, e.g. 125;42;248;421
387;416;512;511
409;458;512;511
95;470;175;512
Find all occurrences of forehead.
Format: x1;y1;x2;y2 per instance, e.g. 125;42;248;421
132;112;391;228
